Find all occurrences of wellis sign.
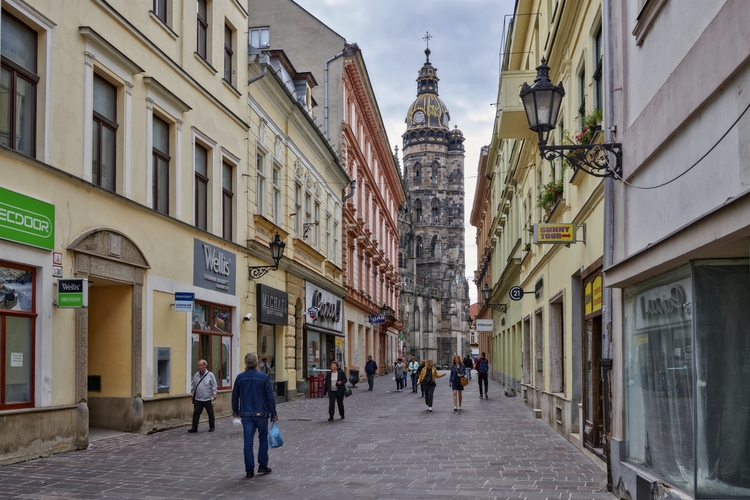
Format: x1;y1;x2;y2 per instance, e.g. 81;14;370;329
0;187;55;250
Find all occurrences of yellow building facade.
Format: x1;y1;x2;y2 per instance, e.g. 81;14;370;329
482;0;607;468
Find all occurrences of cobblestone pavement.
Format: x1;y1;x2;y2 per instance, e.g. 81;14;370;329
0;373;616;499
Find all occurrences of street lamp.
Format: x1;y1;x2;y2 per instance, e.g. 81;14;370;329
248;233;286;280
520;58;621;178
482;283;507;313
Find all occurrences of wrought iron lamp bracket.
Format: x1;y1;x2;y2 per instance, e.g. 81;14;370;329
488;303;508;313
248;264;278;280
539;142;622;178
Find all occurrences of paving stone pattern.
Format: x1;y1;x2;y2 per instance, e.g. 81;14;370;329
0;374;616;499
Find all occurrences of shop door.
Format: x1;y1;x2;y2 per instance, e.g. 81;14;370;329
583;316;604;452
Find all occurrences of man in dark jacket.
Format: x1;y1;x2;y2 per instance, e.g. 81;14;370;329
475;352;490;399
364;355;377;391
232;352;278;479
463;354;474;380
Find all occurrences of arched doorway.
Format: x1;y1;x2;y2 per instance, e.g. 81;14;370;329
68;229;149;433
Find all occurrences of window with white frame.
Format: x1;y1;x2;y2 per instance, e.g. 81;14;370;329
92;75;118;192
294;182;302;237
249;27;269;48
0;11;38;157
194;142;209;230
223;24;234;85
152;115;170;214
152;0;171;26
325;212;331;258
332;220;338;265
313;201;320;249
256;152;265;215
222;160;233;240
272;163;281;225
304;191;311;238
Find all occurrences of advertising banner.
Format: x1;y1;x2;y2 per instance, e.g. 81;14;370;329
257;284;288;326
57;278;88;308
305;283;343;332
533;223;576;244
193;239;236;295
476;319;494;331
0;187;55;250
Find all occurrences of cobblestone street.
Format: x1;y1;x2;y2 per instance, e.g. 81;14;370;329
0;374;615;499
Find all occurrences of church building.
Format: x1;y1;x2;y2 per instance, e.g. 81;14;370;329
398;46;470;366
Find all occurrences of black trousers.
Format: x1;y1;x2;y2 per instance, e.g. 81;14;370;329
477;373;489;395
191;400;215;430
424;383;436;407
396;376;403;390
328;393;344;417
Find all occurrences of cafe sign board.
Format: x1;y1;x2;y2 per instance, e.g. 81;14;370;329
533;223;578;244
56;278;88;308
0;187;55;250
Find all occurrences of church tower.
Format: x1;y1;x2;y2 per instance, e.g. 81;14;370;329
398;44;470;366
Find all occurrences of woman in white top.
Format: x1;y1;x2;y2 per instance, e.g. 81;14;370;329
323;361;347;421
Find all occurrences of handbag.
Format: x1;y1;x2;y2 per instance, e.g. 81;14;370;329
344;382;352;398
460;376;469;387
268;421;284;448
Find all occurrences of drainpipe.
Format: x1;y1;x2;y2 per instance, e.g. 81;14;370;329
602;0;614;492
247;53;270;86
342;180;356;202
324;50;345;140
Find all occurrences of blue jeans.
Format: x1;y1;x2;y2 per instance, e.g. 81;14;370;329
410;373;418;390
241;416;269;471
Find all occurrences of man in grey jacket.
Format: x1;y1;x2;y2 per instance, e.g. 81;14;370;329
188;359;217;433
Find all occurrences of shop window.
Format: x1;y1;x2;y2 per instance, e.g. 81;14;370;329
257;324;275;387
191;302;232;389
0;262;35;409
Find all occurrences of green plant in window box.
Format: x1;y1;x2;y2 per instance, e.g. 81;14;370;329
537;179;564;214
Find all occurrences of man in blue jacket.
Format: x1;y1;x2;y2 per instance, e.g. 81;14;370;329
232;352;278;479
365;355;378;391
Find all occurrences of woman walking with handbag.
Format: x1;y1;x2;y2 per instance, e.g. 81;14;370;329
324;361;347;421
394;358;405;392
449;355;467;411
417;359;444;411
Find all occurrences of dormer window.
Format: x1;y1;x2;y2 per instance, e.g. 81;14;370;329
250;27;270;48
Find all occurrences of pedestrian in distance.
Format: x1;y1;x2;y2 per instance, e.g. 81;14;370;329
449;355;467;411
394;358;405;392
475;352;490;399
365;355;377;391
417;358;444;411
231;352;278;479
324;360;347;420
463;354;474;380
188;359;217;433
408;355;420;392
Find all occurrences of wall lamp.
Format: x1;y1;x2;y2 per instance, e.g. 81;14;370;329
248;233;286;280
481;284;508;313
303;222;318;239
520;58;621;178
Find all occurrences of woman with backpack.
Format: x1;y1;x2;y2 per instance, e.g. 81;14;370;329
449;355;467;411
417;359;444;411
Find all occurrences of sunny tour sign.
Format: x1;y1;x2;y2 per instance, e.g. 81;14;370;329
533;223;578;244
56;278;88;308
0;187;55;250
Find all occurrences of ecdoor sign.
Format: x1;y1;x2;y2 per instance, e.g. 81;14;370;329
0;187;55;250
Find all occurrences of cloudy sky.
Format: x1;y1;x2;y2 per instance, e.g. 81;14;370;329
293;0;517;303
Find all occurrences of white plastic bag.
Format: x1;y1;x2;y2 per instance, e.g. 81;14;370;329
232;417;242;426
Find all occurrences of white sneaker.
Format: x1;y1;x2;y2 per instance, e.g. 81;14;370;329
458;406;462;411
426;405;429;410
428;407;432;411
453;407;458;411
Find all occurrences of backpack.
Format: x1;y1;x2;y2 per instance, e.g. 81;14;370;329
478;358;489;374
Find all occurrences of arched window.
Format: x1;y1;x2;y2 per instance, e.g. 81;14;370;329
431;235;438;257
416;236;423;258
431;162;438;182
414;163;422;184
431;198;439;221
414;199;422;222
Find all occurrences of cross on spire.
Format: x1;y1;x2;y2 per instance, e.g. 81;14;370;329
422;32;432;49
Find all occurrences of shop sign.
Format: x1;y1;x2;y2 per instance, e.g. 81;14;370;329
533;223;576;244
193;239;236;295
585;276;603;315
368;314;385;324
56;278;88;308
634;277;692;331
476;319;494;331
305;283;342;332
174;292;194;312
0;187;55;250
257;284;288;326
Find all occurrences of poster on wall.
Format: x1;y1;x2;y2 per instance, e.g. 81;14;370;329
0;265;33;312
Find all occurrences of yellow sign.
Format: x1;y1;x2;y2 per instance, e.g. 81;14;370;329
585;282;593;315
533;223;576;244
592;276;602;312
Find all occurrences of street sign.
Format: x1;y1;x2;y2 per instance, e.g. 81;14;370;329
533;223;580;244
174;292;195;312
368;314;386;324
509;286;525;301
56;278;88;308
